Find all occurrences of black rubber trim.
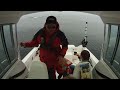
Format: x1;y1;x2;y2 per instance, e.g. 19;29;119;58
9;67;26;79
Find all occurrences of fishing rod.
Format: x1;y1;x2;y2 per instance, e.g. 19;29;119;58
81;22;88;47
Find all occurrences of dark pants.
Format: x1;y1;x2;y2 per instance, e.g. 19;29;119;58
58;74;63;79
70;65;75;74
47;67;56;79
58;72;69;79
47;65;75;79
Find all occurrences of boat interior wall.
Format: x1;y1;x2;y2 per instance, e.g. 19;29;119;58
81;11;103;16
2;60;28;79
83;11;120;24
83;11;120;18
92;60;118;79
1;11;120;25
101;16;120;24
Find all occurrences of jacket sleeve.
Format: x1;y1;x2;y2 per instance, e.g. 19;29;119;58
24;38;40;47
59;31;69;57
24;29;43;47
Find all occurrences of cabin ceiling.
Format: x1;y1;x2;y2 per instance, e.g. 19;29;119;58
0;11;39;24
0;11;120;24
83;11;120;19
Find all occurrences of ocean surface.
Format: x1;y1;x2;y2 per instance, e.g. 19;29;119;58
17;11;104;60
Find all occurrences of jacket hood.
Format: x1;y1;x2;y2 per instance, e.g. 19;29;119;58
44;22;60;37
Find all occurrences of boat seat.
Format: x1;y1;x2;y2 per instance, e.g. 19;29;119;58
27;61;49;79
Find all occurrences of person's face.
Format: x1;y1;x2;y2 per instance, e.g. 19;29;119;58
45;23;57;33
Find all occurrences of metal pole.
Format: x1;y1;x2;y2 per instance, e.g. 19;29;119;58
15;24;21;60
85;22;88;42
81;22;88;48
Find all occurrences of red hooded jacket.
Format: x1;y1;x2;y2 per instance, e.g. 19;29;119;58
24;24;68;68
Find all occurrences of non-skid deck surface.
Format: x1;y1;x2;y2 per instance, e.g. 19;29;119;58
27;56;48;79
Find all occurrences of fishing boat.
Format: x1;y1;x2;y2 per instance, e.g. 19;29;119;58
0;11;120;79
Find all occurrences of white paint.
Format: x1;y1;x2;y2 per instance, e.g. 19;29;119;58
22;47;38;71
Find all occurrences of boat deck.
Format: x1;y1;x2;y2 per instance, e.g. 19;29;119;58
25;45;99;79
27;55;48;79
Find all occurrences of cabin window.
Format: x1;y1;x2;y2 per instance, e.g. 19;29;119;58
0;24;17;78
104;24;120;78
0;26;10;78
113;41;120;75
105;25;118;63
3;25;17;62
103;24;109;56
112;25;120;76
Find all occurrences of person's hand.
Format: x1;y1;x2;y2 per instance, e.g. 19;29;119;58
20;42;26;47
58;56;66;67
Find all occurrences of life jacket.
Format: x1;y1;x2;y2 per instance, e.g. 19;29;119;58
40;30;58;51
40;32;57;50
79;62;91;79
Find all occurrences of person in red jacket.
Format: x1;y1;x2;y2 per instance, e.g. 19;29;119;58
20;16;69;79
